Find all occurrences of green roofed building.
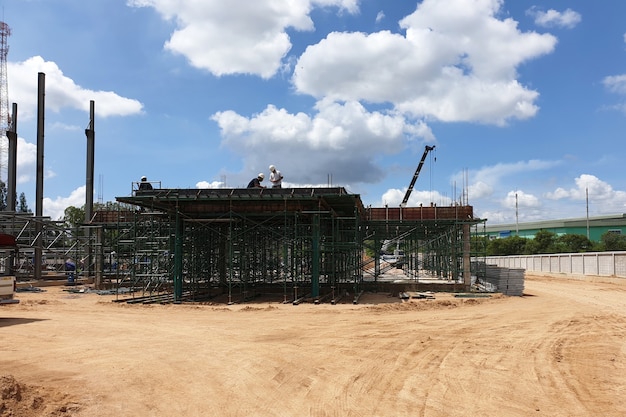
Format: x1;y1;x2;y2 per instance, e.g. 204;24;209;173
484;213;626;242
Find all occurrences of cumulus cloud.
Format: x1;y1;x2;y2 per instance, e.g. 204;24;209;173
128;0;358;78
293;0;557;125
468;181;493;200
196;180;224;188
8;56;144;120
380;188;451;208
212;100;432;184
16;137;37;184
545;174;626;202
43;186;86;221
503;190;541;209
451;159;563;222
540;174;626;219
526;7;582;29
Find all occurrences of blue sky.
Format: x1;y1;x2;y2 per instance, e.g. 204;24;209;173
4;0;626;224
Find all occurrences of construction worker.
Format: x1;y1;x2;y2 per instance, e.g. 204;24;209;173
269;165;283;188
138;176;153;191
247;173;266;188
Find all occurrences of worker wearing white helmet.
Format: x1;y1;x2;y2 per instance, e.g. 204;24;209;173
269;165;283;188
247;173;266;188
138;175;153;191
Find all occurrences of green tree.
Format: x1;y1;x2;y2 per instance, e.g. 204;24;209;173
0;180;29;212
470;235;489;255
555;233;593;253
487;235;528;256
599;231;626;251
0;180;6;211
525;230;557;254
63;202;127;229
18;192;31;213
63;206;85;229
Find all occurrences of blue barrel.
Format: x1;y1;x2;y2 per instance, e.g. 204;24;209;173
65;260;76;285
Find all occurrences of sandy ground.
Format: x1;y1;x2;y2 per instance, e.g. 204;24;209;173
1;274;625;417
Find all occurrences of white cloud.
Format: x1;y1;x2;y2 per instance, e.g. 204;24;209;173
8;56;144;120
196;180;224;188
460;159;562;191
212;100;432;184
480;209;509;224
468;181;493;200
50;122;81;132
16;137;37;184
373;158;565;223
603;74;626;95
293;0;557;125
128;0;358;78
502;190;540;209
43;186;86;221
454;159;564;223
545;174;626;203
527;7;582;29
375;11;385;23
380;188;451;208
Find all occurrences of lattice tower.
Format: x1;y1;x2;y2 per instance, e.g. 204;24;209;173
0;22;10;182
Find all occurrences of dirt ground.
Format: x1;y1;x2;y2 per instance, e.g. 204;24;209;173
1;274;625;417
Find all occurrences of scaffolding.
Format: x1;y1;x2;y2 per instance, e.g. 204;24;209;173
0;211;97;279
109;188;485;302
110;187;369;303
0;187;486;303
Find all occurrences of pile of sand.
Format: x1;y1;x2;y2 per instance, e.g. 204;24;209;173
0;374;80;417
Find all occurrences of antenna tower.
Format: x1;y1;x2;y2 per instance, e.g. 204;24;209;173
0;21;11;182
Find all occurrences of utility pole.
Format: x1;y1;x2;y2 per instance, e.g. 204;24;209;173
586;187;590;240
515;192;519;235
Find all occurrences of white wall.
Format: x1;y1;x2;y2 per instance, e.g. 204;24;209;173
485;252;626;278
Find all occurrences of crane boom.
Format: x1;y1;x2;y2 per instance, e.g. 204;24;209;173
400;145;435;207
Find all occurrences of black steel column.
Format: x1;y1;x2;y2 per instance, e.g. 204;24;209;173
34;72;45;281
6;102;17;211
84;100;95;282
84;100;94;222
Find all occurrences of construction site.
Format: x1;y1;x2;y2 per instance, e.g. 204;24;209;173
1;77;488;303
0;131;488;304
1;186;485;303
0;23;489;304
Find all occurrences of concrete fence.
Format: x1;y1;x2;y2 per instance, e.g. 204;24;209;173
485;251;626;279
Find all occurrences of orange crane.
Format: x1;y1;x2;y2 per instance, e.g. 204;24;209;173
400;145;435;208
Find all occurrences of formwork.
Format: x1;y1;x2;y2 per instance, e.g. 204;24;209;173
101;187;486;303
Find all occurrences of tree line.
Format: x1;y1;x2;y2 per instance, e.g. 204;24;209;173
0;180;31;213
483;230;626;256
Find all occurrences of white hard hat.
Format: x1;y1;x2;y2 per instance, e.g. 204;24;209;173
258;173;265;180
269;165;275;171
141;176;147;181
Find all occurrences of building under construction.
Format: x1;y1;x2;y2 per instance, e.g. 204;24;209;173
80;185;485;304
0;69;487;303
0;186;486;305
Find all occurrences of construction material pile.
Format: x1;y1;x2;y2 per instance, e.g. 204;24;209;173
483;264;525;296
